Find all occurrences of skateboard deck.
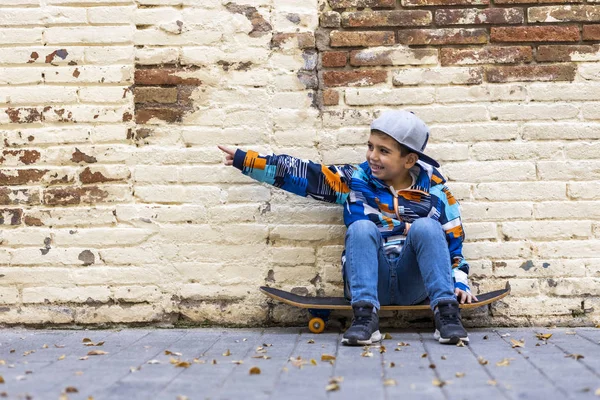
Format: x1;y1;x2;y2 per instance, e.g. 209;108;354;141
260;282;510;311
260;282;510;333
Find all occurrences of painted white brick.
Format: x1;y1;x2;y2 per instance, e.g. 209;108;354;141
502;221;592;240
461;202;534;221
492;259;586;278
474;182;566;201
523;122;600;140
88;6;136;24
404;105;489;123
135;47;179;65
0;7;87;26
44;26;134;45
393;67;482;86
85;46;134;64
538;161;600;181
78;86;132;103
463;222;497;241
1;86;78;105
489;104;579;121
23;286;111;304
579;63;600;80
529;82;600;101
537;240;600;258
565;142;600;159
344;87;435;106
0;28;44;45
22;207;117;227
0;287;19;304
534;201;600;219
463;241;532;260
582;103;600;120
442;161;536;183
471;142;563;161
436;84;527;103
568;182;600;200
430;123;519;142
0;47;85;65
115;204;208;224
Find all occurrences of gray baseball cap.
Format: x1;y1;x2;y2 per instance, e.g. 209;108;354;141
370;110;439;168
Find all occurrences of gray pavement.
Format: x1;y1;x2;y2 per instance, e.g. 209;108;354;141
0;327;599;400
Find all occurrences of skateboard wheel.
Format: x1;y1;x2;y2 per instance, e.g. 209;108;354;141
309;317;325;334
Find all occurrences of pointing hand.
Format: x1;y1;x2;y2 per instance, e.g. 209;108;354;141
217;145;236;166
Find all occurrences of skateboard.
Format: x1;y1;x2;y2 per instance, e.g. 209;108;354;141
260;282;510;333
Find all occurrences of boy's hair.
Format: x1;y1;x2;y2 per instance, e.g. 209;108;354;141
370;130;416;158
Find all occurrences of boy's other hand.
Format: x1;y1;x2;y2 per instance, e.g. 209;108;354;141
217;145;236;166
454;288;478;304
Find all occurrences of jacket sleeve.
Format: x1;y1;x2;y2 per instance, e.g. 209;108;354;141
232;149;353;205
437;185;471;293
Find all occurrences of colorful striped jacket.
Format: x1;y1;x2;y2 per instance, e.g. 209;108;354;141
232;149;471;293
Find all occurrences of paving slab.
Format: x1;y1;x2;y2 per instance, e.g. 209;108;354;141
1;327;599;400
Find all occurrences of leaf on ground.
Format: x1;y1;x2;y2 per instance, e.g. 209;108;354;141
321;354;336;361
566;331;577;335
165;350;182;356
325;383;340;392
483;335;489;340
54;344;65;348
383;379;397;386
82;338;92;343
263;343;273;347
212;360;217;365
429;364;436;369
58;355;66;360
595;388;600;395
496;358;512;367
510;339;525;348
59;394;68;400
456;340;466;347
175;361;191;368
249;366;261;375
223;349;231;357
147;360;160;364
379;345;386;354
310;359;318;366
251;355;271;360
361;351;373;358
176;396;189;400
394;348;402;352
84;341;105;347
488;380;498;386
23;350;35;356
9;350;14;353
432;378;446;387
478;357;488;365
129;367;141;373
42;344;49;349
389;362;395;368
0;376;4;384
535;333;553;340
65;387;78;393
500;333;511;337
455;372;465;378
307;339;315;344
289;357;306;368
397;342;410;347
441;355;447;360
421;353;428;358
75;371;84;376
87;350;108;356
79;356;88;361
232;360;244;365
383;333;393;340
243;338;247;342
0;361;4;366
566;354;584;360
169;357;179;365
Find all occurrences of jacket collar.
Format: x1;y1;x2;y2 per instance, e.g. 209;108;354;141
360;160;446;194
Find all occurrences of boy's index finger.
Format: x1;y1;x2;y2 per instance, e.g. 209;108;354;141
217;145;235;155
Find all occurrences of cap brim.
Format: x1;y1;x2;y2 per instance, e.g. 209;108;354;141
404;145;439;168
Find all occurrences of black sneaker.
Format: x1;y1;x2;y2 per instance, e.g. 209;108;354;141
433;299;469;344
341;301;382;346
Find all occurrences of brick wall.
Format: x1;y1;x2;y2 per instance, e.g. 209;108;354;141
0;0;599;328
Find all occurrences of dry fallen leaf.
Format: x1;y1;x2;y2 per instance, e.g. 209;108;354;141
87;350;108;356
249;366;261;375
383;333;392;340
325;383;340;392
456;340;465;347
58;355;66;360
79;356;89;361
361;351;373;357
176;396;189;400
9;350;14;354
433;379;446;387
394;348;402;352
82;338;92;343
510;339;525;348
175;361;191;368
496;358;512;367
263;343;273;347
321;354;336;361
500;333;511;337
223;349;231;357
536;333;553;341
0;361;5;366
379;345;386;354
129;367;141;373
232;360;244;365
0;376;4;384
23;350;35;356
251;355;271;360
147;360;160;364
243;338;247;342
307;339;315;344
429;364;436;369
566;331;577;335
75;371;84;376
389;362;396;368
310;359;318;366
383;379;397;386
84;341;105;347
212;359;217;365
455;372;465;378
566;354;584;360
397;342;410;347
54;344;65;348
65;387;78;393
488;380;498;386
165;350;182;356
441;355;447;360
595;388;600;396
483;335;489;340
193;358;205;364
421;353;428;358
478;357;488;365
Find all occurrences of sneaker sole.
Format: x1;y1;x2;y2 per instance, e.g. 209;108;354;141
341;330;382;346
434;329;469;345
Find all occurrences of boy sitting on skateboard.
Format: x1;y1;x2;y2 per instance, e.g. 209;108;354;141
218;110;477;345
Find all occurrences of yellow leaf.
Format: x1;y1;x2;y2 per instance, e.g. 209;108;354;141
478;357;488;365
193;358;205;364
535;333;552;340
23;350;35;356
310;359;317;366
383;333;392;340
325;383;340;392
82;338;92;343
249;366;261;375
394;348;402;352
397;342;410;347
595;388;600;396
169;358;179;365
251;355;271;360
0;376;4;384
566;354;584;360
175;361;191;368
232;360;244;365
510;339;525;348
321;354;336;361
496;358;511;367
456;372;465;378
383;379;397;386
361;351;373;357
432;379;446;387
59;394;68;400
87;350;108;356
42;344;48;349
0;361;5;365
65;387;78;393
456;340;465;347
58;355;66;360
421;353;428;358
176;396;189;400
379;345;386;354
223;349;231;357
488;380;498;386
165;350;182;356
75;371;84;376
79;356;89;361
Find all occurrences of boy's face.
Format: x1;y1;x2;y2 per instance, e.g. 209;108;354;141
367;132;416;185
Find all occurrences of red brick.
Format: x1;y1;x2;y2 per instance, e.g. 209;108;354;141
328;0;395;8
0;188;40;206
536;45;600;62
79;167;124;184
529;5;600;23
321;11;341;28
0;208;22;225
43;186;109;206
330;31;395;47
495;0;582;3
402;0;489;5
491;26;580;42
24;215;43;226
0;149;41;165
342;10;432;27
583;25;600;40
134;87;178;104
323;89;340;106
0;169;47;186
441;46;533;65
322;51;348;67
135;68;202;85
322;70;388;87
135;107;184;124
271;32;315;49
486;64;576;83
397;28;487;45
435;8;524;25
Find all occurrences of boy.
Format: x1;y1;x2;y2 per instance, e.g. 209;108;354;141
218;110;476;345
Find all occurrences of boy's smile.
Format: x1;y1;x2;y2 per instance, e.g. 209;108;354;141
367;132;416;190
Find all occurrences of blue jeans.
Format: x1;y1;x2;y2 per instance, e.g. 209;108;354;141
342;218;456;311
